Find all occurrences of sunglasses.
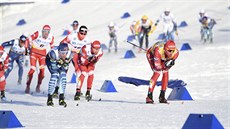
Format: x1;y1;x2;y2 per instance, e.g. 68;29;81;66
59;51;68;55
20;39;26;42
20;40;26;43
73;23;78;26
80;32;87;35
164;12;170;14
167;50;175;53
42;30;50;33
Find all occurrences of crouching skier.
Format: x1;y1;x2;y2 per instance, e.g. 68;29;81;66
46;43;72;106
0;46;9;101
146;40;179;104
74;40;103;101
2;34;27;85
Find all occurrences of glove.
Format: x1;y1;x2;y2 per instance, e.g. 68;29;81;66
154;20;159;26
148;25;156;35
64;58;71;64
165;60;175;68
92;57;98;63
57;58;64;66
88;56;98;63
25;48;30;56
87;56;94;62
61;63;69;71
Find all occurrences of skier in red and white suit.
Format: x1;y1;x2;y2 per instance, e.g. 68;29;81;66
61;25;90;80
0;46;9;100
74;40;103;100
25;25;54;93
146;40;179;104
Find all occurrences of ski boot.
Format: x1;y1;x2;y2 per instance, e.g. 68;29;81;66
74;91;81;101
25;74;33;94
17;79;22;85
159;90;168;103
25;86;30;94
210;38;213;43
35;84;41;93
52;87;59;98
47;94;54;106
59;94;67;106
146;92;154;104
0;90;6;100
85;90;92;101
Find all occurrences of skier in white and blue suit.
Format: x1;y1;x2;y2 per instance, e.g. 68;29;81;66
2;35;27;85
46;43;73;106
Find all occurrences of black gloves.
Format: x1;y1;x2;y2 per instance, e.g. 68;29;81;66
25;48;30;56
57;58;69;71
155;20;159;26
88;56;97;63
165;60;175;68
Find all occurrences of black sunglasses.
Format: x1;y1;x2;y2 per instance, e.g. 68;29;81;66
167;50;174;53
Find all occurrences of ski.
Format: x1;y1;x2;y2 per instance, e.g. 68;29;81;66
85;95;92;102
30;91;46;97
0;98;13;103
75;95;95;106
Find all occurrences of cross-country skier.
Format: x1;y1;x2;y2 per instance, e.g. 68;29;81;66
200;16;216;43
155;8;178;41
146;40;179;104
61;25;90;91
2;35;27;85
135;15;154;52
198;9;209;40
46;43;72;106
70;20;79;34
108;21;119;53
0;46;9;100
74;40;103;101
25;25;54;93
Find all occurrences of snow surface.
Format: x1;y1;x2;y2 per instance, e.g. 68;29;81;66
0;0;230;129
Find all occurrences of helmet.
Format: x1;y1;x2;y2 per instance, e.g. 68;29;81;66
79;25;88;33
164;8;170;12
58;43;69;51
142;15;148;20
43;25;51;30
164;40;176;52
0;46;4;54
109;21;114;27
200;9;205;14
22;32;29;37
132;20;137;26
72;20;79;26
202;16;208;21
19;35;27;42
91;40;101;49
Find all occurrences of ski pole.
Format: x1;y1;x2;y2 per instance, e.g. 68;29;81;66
125;40;147;51
176;33;180;44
